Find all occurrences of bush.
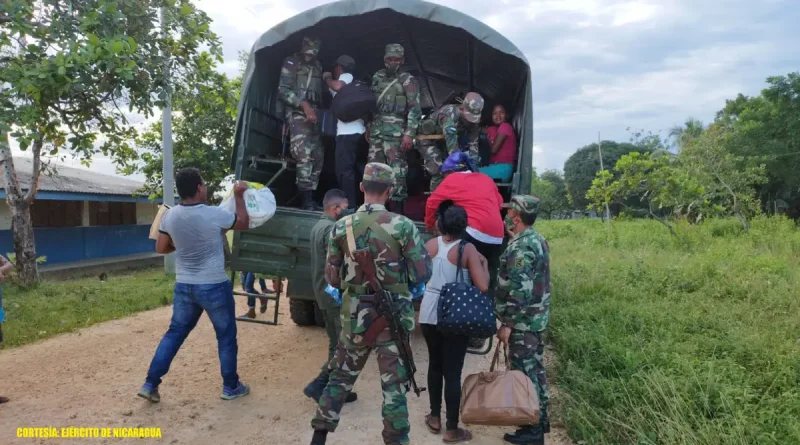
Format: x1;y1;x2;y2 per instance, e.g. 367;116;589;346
538;217;800;445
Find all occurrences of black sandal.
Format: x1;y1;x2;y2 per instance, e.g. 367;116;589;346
425;414;442;434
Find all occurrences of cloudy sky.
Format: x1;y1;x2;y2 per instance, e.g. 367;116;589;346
14;0;800;177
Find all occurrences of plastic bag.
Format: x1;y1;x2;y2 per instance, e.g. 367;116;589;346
219;182;276;229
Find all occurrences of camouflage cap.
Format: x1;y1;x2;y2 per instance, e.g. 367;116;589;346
302;36;321;56
459;92;484;124
503;195;540;215
384;43;404;59
362;162;395;186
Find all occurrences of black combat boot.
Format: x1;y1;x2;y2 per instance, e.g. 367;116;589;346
503;424;544;445
303;372;329;402
303;371;358;404
310;429;328;445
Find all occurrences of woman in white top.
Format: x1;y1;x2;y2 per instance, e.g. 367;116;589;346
420;204;489;443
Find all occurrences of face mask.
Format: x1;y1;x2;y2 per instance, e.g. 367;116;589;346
385;62;400;74
504;215;516;232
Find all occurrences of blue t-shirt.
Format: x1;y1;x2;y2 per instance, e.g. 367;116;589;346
0;287;5;324
159;203;236;285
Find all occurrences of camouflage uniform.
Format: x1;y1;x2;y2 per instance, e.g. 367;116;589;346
278;36;324;192
416;92;484;191
311;163;432;445
369;44;422;204
496;195;551;428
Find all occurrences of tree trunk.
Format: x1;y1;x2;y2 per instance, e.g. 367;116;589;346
1;131;42;285
9;203;38;284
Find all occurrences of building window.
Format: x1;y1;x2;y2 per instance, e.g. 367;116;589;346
89;202;137;226
31;200;84;228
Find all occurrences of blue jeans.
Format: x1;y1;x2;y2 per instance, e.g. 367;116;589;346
146;281;239;389
240;272;267;308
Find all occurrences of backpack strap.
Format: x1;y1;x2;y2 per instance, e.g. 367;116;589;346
350;210;401;253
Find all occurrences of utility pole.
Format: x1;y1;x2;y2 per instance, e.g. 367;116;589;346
161;6;176;275
598;132;611;225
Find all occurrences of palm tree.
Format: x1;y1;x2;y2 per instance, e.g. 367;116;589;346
669;118;705;152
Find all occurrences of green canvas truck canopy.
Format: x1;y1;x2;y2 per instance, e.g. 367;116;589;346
229;0;534;326
232;0;533;193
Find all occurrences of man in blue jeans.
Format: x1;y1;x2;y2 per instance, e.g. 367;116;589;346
139;168;251;403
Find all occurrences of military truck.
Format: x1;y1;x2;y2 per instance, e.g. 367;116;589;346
229;0;534;327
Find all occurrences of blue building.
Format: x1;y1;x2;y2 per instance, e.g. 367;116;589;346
0;157;160;267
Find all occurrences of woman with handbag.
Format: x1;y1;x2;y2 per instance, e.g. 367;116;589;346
419;204;489;443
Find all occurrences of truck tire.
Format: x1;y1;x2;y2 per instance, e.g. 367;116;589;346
314;303;326;328
289;299;316;326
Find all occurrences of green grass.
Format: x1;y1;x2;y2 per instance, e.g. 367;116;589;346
1;269;174;348
538;216;800;445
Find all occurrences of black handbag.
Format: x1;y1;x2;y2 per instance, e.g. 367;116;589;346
331;81;377;123
437;241;497;338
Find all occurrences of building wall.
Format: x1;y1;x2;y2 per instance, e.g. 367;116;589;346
0;199;158;264
0;225;154;264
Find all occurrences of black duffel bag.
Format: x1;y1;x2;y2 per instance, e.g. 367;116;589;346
437;240;497;339
331;81;377;123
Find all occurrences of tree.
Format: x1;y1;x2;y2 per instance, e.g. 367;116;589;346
587;128;766;235
530;169;569;219
563;140;650;209
586;153;714;236
714;72;800;219
0;0;221;284
668;118;705;152
117;70;241;203
680;124;766;231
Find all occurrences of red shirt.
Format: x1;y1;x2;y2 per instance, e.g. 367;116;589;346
487;123;517;165
425;172;505;244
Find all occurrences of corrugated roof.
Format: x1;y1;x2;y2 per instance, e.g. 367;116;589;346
2;157;146;197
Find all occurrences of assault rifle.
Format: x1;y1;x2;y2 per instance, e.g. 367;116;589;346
353;248;425;397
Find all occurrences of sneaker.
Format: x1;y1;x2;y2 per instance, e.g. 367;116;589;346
137;383;161;403
221;382;250;400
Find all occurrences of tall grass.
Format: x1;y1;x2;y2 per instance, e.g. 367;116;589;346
538;217;800;445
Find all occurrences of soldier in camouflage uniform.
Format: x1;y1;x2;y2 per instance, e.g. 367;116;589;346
367;44;422;213
416;92;484;191
495;195;551;445
310;163;433;445
278;36;325;210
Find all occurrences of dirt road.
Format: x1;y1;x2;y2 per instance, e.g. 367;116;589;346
0;288;571;445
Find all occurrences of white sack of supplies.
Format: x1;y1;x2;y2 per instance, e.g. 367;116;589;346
219;182;276;229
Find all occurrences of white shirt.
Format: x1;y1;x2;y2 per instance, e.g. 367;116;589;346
330;72;366;136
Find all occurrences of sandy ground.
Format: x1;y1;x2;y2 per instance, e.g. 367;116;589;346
0;284;571;445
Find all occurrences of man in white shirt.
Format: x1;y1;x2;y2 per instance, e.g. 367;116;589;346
323;55;365;209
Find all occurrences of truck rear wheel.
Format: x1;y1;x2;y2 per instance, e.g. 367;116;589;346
289;299;316;326
314;303;326;328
